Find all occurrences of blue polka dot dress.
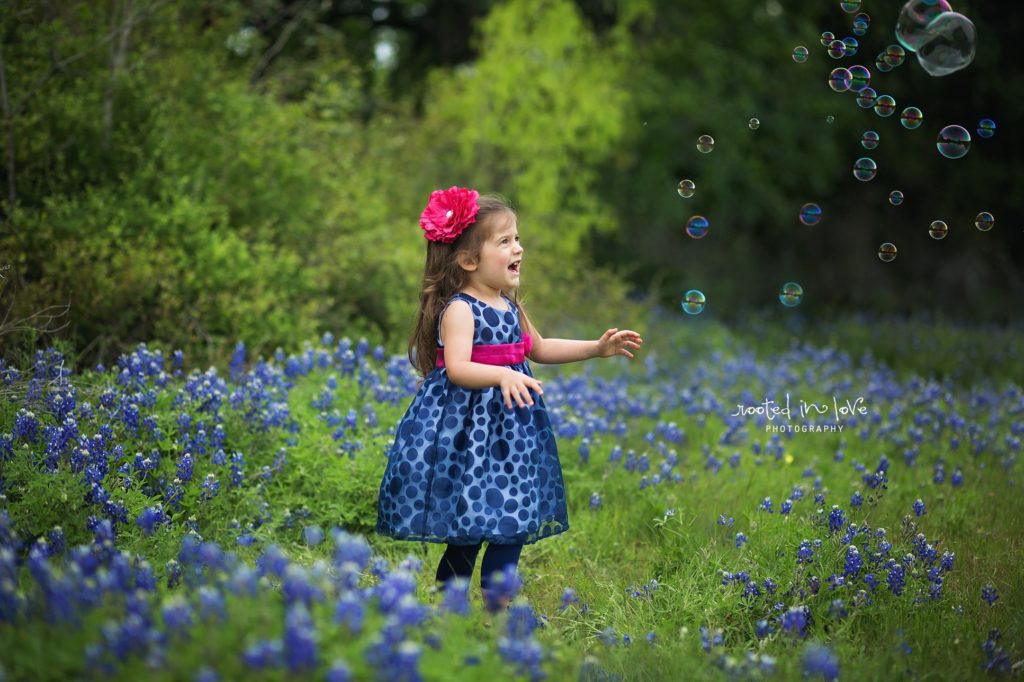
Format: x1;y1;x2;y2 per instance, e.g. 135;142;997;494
376;291;569;546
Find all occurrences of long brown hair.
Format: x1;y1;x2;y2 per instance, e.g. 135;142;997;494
408;193;528;379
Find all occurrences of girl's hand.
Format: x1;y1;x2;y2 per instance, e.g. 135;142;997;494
500;368;544;409
596;328;644;359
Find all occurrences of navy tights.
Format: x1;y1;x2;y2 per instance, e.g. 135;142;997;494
435;541;523;590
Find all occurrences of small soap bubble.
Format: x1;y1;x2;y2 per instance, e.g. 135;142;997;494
875;53;893;73
821;31;836;47
861;131;880;150
696;134;715;153
856;87;877;109
975;212;995;231
852;19;869;37
686;215;709;239
900;106;924;129
842;36;859;57
878;242;898;262
681;290;706;315
854;12;871;27
889;190;904;205
749;117;761;130
826;115;835;124
977;118;996;139
799;203;823;226
873;95;896;118
793;46;809;63
929;220;948;239
896;0;952;52
828;39;847;59
677;179;696;198
847;65;871;92
884;44;907;67
828;67;852;92
779;282;804;307
936;125;971;159
916;12;976;77
840;0;861;13
853;157;877;182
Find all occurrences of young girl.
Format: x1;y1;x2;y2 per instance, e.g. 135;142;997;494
375;186;643;610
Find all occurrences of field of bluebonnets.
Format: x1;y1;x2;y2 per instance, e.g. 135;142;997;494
1;309;1022;681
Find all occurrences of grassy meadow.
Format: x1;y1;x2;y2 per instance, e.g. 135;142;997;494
1;311;1021;681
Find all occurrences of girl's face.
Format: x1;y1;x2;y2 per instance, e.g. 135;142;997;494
466;212;523;293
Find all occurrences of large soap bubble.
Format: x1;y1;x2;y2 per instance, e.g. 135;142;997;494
915;12;976;77
895;0;952;52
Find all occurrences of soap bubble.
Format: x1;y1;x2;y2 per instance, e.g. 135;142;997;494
686;215;709;239
826;115;835;124
677;179;695;198
853;18;870;37
875;53;893;73
697;134;715;153
793;46;810;63
828;39;847;59
889;190;904;205
900;106;924;129
681;290;706;315
799;203;823;226
854;88;876;109
847;65;871;92
916;12;977;77
840;0;861;13
749;117;761;130
779;282;804;307
878;242;898;262
896;0;953;52
829;67;852;92
842;36;860;57
977;118;996;138
975;212;995;231
874;95;896;117
936;125;971;159
853;157;877;182
884;44;907;67
929;220;948;239
821;31;836;47
861;130;880;150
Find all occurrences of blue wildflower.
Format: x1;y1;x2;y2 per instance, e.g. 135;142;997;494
981;585;998;606
801;642;839;680
735;532;748;548
913;499;926;517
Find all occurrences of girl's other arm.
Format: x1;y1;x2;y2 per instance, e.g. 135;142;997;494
522;310;643;364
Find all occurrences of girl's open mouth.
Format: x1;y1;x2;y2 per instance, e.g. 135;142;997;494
509;261;521;274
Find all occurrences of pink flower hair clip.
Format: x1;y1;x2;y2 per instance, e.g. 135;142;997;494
419;186;480;243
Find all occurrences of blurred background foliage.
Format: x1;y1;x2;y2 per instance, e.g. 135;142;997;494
1;0;1021;370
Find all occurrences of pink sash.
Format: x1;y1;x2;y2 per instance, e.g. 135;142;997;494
436;334;533;368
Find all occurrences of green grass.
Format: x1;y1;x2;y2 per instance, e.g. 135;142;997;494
0;313;1021;680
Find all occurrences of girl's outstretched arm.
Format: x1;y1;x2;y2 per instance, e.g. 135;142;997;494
522;310;643;365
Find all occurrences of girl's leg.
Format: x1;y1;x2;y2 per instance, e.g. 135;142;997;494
480;542;524;611
435;541;483;587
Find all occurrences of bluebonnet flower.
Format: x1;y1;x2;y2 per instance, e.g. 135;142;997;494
760;497;773;513
814;493;826;506
198;473;219;501
951;468;964;486
981;585;998;606
507;603;539;639
176;453;194;482
801;642;839;680
755;619;772;639
762;577;777;595
198;585;226;621
700;625;724;652
843;545;863;577
863;573;878;592
981;629;1012;674
913;498;926;516
162;595;193;638
590;492;602;510
828;506;846;533
781;498;793;515
829;599;847;618
646;631;656;646
599;626;618;647
303;525;325;547
284;603;318;672
242;638;284;670
887;564;906;596
797;539;814;564
483;563;523;613
718;515;734;527
735;532;748;548
335;592;366;634
940;551;955;572
136;505;169;536
326;659;354;682
850;491;863;508
781;606;809;638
